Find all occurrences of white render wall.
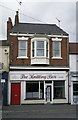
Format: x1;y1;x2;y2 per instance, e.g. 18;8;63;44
21;72;68;104
69;54;78;72
9;71;69;104
21;81;44;104
69;54;78;104
0;46;9;105
21;80;68;104
0;46;9;72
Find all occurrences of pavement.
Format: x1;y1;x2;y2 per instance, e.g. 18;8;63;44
2;104;77;119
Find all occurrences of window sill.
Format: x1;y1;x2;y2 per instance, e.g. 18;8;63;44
31;57;49;59
31;57;49;64
24;98;44;100
17;56;28;59
53;98;66;99
52;57;63;59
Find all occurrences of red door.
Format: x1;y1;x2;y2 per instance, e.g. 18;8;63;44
11;83;21;105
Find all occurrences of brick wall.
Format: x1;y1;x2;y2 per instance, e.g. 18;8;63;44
50;38;69;66
9;36;68;67
10;36;31;65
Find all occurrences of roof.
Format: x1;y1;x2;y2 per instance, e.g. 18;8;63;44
69;43;78;54
10;23;68;36
0;40;9;46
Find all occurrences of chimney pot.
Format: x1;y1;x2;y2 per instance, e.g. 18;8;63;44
8;17;12;22
15;11;19;25
16;11;18;15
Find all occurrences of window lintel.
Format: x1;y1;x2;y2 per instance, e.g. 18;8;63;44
18;37;29;40
52;38;62;41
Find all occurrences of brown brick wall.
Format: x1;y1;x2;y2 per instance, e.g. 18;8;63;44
10;36;31;65
50;38;68;66
10;36;68;66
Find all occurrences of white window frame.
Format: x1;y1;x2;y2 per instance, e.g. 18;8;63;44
52;38;62;59
54;81;65;99
37;41;44;57
31;37;49;58
26;81;44;99
17;37;28;59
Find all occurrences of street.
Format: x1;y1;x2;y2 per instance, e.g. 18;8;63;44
2;104;77;119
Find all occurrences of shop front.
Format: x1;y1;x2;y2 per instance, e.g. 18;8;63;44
71;73;78;104
9;71;68;105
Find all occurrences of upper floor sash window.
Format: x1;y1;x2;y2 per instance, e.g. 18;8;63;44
18;37;28;58
53;41;61;57
37;41;44;56
32;41;35;57
46;41;49;57
31;37;49;58
52;38;62;58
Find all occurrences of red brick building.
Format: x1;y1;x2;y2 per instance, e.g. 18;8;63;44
8;11;69;105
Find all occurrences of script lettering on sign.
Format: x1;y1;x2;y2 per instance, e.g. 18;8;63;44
20;74;57;80
10;72;66;81
20;74;28;79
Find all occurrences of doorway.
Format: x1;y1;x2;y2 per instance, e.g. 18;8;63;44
73;82;78;104
45;84;52;103
11;83;21;105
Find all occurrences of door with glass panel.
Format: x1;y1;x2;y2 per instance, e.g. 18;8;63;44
46;84;52;103
73;82;78;104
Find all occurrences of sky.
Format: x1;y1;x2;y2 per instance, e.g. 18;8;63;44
0;0;77;42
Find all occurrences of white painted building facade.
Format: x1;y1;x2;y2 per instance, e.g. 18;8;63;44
69;43;78;104
9;69;69;104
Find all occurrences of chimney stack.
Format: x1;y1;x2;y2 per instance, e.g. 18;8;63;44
15;11;19;25
7;17;13;38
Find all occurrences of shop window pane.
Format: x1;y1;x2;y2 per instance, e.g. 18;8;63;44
73;84;78;91
54;81;65;98
40;82;44;99
54;81;64;86
73;83;78;96
26;82;39;99
73;83;78;103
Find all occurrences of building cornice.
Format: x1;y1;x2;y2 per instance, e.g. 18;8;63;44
10;66;69;70
10;33;68;38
